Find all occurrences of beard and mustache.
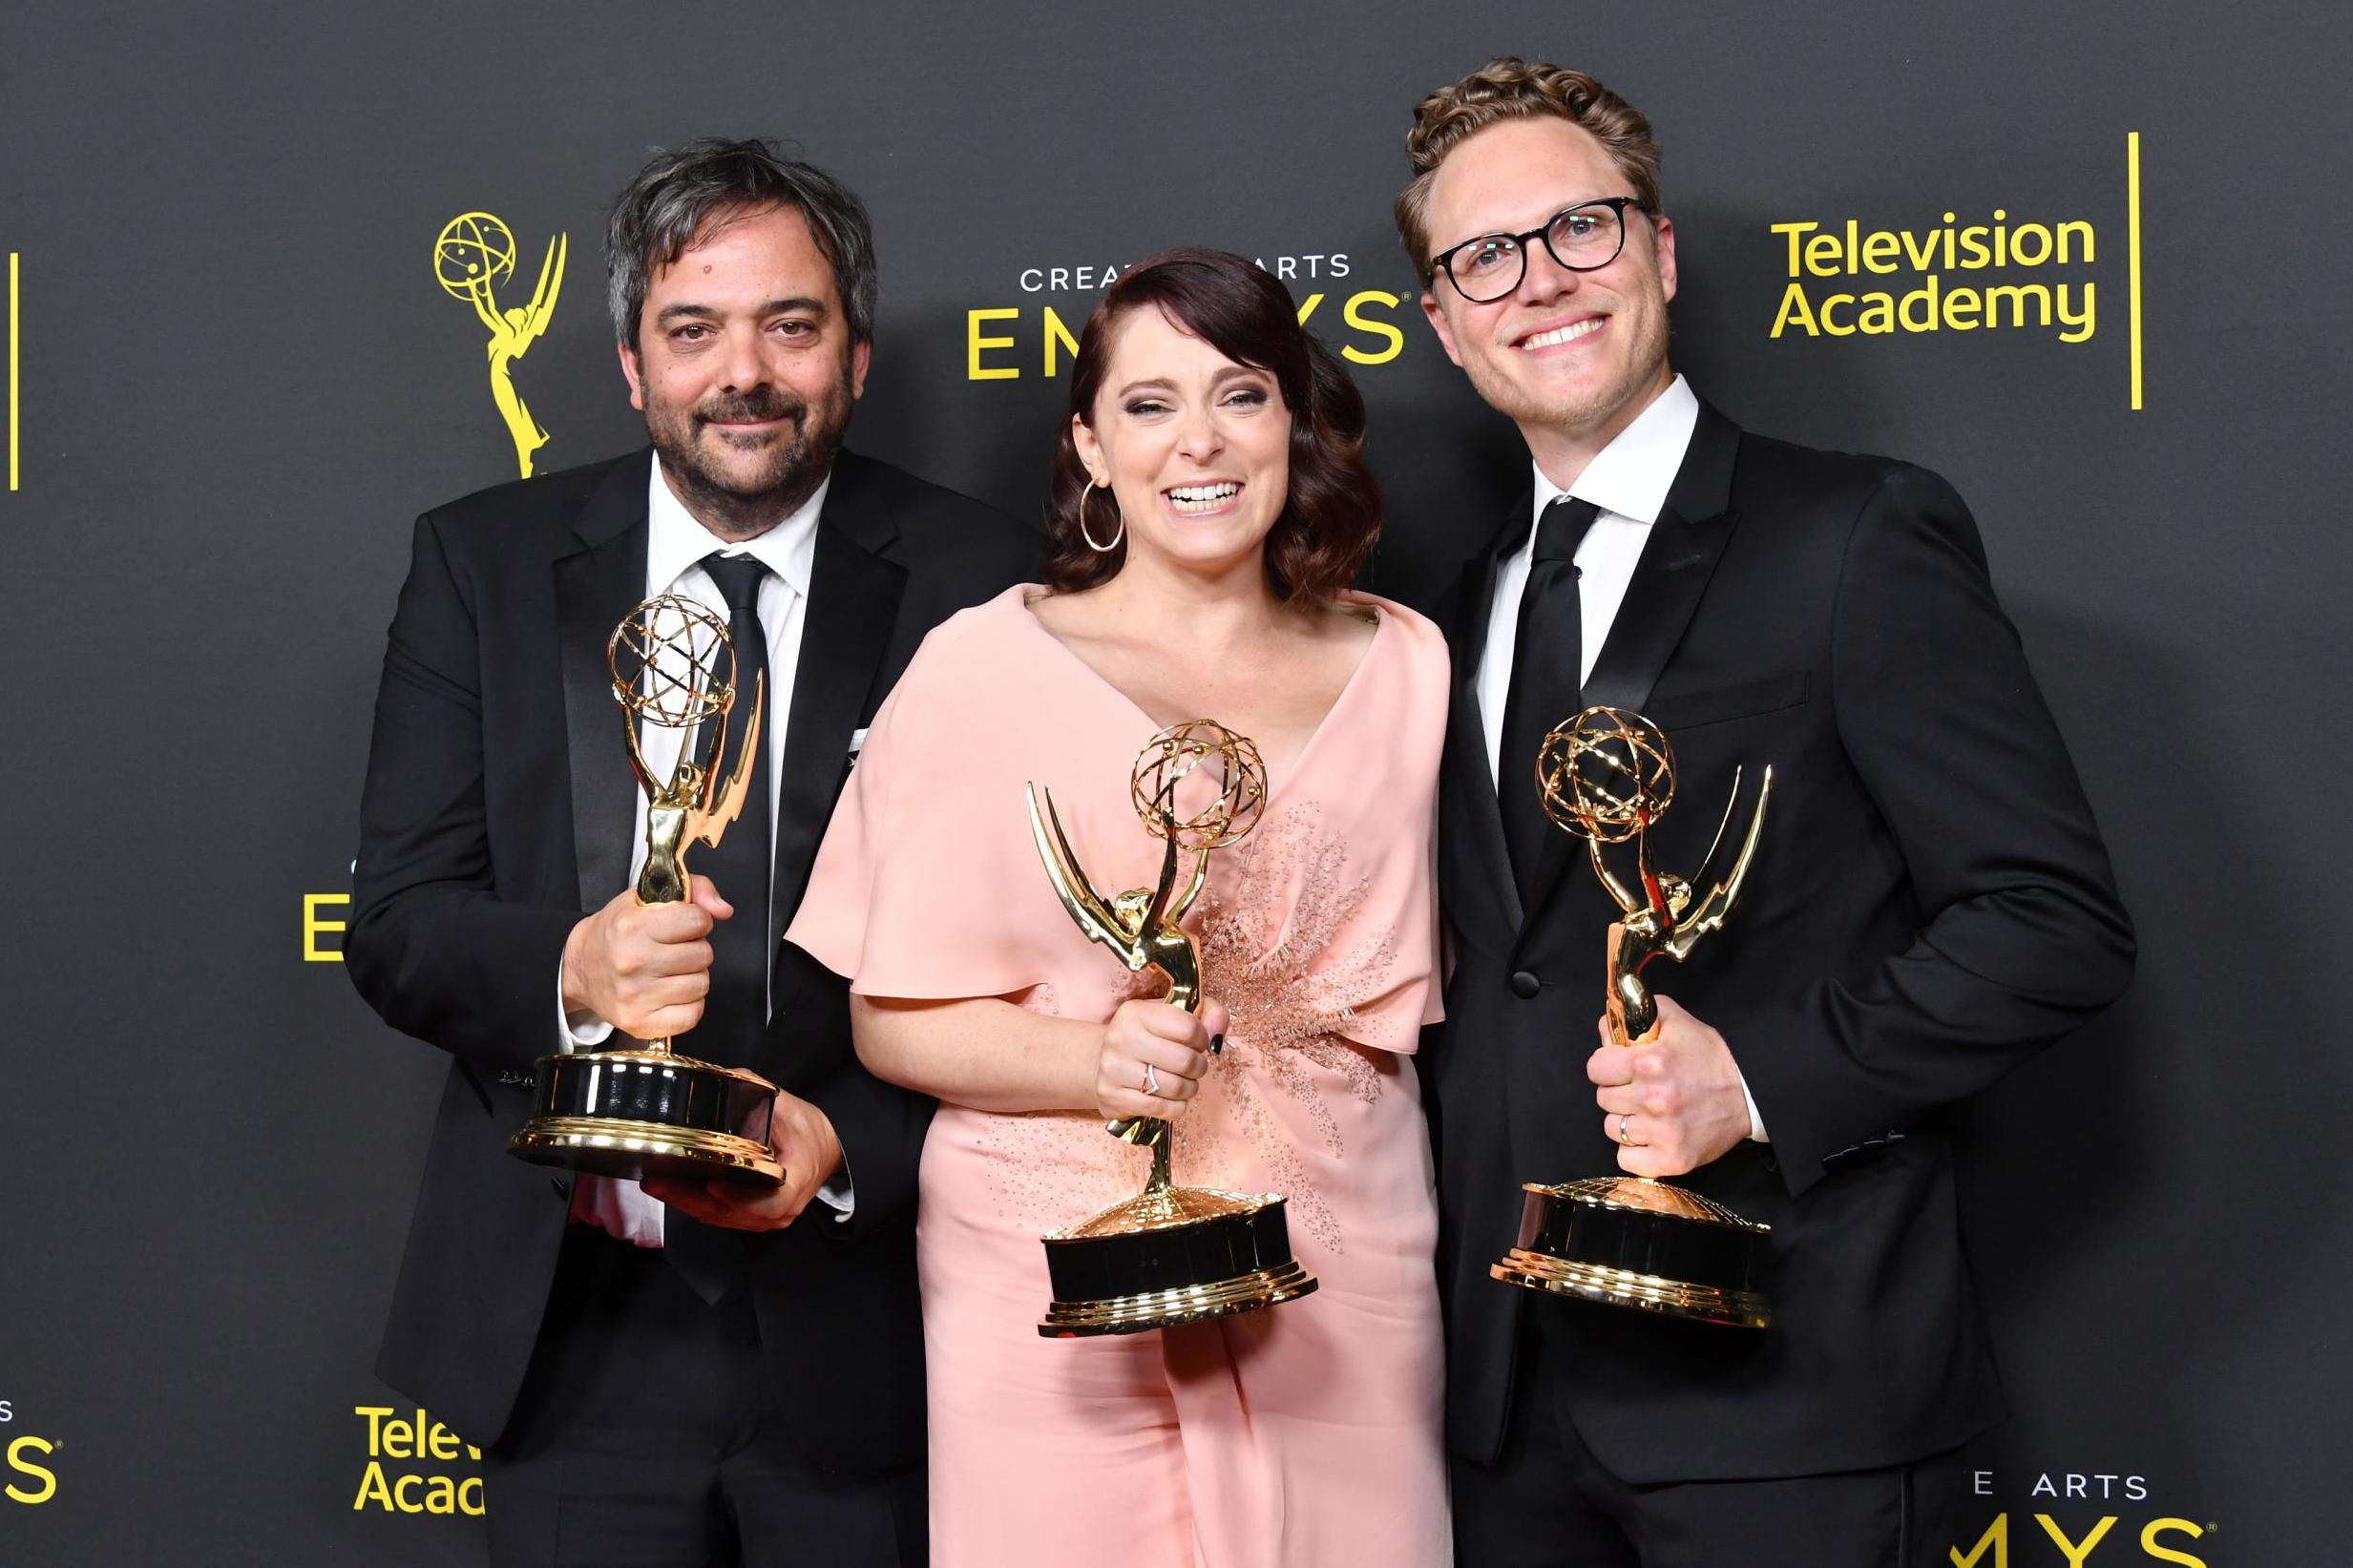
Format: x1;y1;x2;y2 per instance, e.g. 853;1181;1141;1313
642;370;855;539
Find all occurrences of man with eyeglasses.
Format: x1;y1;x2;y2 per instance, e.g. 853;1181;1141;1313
1400;59;2134;1567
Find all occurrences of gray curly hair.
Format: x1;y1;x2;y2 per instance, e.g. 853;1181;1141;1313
605;137;878;348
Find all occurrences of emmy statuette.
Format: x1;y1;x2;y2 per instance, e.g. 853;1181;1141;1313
1028;721;1319;1336
508;594;786;1184
1490;707;1777;1328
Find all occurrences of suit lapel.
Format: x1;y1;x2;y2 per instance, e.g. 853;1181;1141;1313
1521;404;1744;929
556;453;656;911
769;454;907;944
1439;496;1527;944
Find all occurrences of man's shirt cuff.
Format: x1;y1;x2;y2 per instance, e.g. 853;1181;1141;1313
1737;1067;1769;1142
815;1159;854;1222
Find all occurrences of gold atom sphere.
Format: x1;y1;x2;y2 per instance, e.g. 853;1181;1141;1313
1537;706;1677;843
1131;720;1268;852
608;593;738;729
433;211;518;300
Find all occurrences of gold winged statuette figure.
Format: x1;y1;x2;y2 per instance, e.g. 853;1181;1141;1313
607;594;765;938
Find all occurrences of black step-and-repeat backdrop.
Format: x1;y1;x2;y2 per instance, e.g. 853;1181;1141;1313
4;2;2344;1562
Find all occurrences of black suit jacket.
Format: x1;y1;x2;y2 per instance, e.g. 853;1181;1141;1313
1428;404;2134;1482
346;448;1036;1471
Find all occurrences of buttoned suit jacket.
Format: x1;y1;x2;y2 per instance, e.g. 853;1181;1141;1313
1425;403;2134;1482
346;447;1036;1472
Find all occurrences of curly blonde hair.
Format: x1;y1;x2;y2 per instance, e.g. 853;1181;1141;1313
1395;58;1662;280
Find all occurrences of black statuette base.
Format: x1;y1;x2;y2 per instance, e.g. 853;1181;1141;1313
1493;1181;1773;1328
508;1049;783;1185
1040;1196;1317;1337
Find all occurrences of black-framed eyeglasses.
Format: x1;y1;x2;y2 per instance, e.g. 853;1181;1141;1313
1427;198;1653;303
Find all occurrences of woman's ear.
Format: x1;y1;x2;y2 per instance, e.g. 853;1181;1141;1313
1071;412;1106;486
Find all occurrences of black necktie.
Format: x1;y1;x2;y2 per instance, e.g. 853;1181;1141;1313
691;553;774;1056
1499;496;1601;892
667;552;773;1304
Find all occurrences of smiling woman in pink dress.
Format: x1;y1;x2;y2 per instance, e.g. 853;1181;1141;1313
786;249;1450;1567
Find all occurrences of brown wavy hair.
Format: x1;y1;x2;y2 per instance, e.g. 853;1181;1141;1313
1042;249;1381;606
1395;58;1662;278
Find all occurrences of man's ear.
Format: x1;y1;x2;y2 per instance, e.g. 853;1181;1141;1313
618;340;646;412
1652;215;1678;305
1420;289;1467;369
849;337;872;401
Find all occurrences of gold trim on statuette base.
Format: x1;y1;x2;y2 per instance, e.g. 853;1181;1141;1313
1040;1263;1319;1338
1539;1175;1772;1231
1048;1182;1268;1237
1491;1249;1772;1329
509;1117;784;1182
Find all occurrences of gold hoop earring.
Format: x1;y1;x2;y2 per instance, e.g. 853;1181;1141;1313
1079;481;1124;554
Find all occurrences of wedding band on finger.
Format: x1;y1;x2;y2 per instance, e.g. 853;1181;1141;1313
1615;1112;1636;1145
1143;1063;1161;1098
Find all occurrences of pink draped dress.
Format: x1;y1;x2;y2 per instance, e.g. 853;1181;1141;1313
786;586;1451;1567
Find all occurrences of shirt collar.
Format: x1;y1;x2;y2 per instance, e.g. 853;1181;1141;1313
644;454;827;599
1527;373;1701;536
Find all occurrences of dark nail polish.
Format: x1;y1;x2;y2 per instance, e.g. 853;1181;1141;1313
1209;1033;1226;1056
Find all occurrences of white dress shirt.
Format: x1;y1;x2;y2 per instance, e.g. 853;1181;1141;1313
563;457;849;1242
1473;376;1766;1141
1477;375;1699;784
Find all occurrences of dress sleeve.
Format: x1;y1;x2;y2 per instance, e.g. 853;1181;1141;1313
785;614;1080;1002
1240;602;1448;1057
1326;774;1446;1055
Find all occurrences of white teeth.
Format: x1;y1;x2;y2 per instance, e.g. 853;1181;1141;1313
1520;318;1605;349
1167;483;1240;513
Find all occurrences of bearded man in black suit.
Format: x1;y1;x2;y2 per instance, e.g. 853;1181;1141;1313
347;139;1033;1568
1399;60;2134;1568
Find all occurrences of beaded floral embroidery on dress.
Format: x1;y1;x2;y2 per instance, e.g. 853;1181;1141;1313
1174;801;1396;1254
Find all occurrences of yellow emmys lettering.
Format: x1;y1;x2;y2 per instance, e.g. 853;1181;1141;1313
433;211;566;477
2140;1519;2208;1568
305;892;350;962
968;308;1019;381
1952;1514;2008;1568
2037;1515;2117;1567
1340;291;1405;366
1044;306;1082;378
965;293;1409;381
5;1435;57;1506
1946;1515;2211;1566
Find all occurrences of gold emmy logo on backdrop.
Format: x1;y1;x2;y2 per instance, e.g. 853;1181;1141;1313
1491;706;1780;1328
1026;721;1319;1336
508;593;786;1184
432;211;565;476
